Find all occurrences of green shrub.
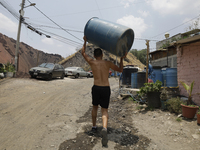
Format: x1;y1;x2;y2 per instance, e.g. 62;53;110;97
165;97;182;114
176;118;182;122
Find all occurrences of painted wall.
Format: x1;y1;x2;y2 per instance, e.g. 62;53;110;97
177;41;200;106
150;54;177;68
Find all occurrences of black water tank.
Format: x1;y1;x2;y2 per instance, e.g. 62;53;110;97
137;72;146;88
122;67;138;85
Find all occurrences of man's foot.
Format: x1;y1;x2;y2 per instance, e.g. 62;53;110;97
91;127;97;133
87;127;97;136
101;128;108;147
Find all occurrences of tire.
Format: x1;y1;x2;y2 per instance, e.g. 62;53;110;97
87;74;90;78
61;73;65;79
48;74;52;80
31;75;36;78
75;74;79;78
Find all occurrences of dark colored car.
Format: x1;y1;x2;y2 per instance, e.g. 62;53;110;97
29;63;65;80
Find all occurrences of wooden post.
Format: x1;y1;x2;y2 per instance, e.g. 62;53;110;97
146;40;149;83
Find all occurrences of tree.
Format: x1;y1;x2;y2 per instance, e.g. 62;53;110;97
130;49;147;65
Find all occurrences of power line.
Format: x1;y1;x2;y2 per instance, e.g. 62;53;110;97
31;24;83;33
151;14;200;39
27;0;83;42
34;0;149;18
0;0;19;20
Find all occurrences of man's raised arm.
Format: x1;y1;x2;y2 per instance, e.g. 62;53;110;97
81;36;93;63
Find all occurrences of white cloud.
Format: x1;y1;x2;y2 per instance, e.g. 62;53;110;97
0;13;17;33
117;15;148;37
41;38;54;45
147;0;200;15
120;0;136;8
138;10;149;17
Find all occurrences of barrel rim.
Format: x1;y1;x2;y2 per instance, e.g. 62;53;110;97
84;17;99;35
116;28;134;52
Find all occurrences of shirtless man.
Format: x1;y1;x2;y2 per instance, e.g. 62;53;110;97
81;36;127;147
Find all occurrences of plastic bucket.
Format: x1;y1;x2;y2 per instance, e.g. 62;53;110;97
131;72;137;88
137;72;146;88
84;17;134;57
166;68;177;87
147;92;161;108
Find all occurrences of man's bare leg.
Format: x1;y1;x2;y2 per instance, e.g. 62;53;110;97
101;107;108;147
92;105;98;127
101;108;108;129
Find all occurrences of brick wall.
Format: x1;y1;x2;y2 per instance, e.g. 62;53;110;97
177;41;200;106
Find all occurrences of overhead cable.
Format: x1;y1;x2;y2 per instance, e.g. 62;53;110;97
151;14;200;39
27;0;83;42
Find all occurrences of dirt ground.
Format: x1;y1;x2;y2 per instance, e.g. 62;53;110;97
0;77;200;150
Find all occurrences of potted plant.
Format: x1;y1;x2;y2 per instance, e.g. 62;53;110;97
180;81;198;119
138;80;162;108
5;62;15;77
0;64;6;78
197;107;200;125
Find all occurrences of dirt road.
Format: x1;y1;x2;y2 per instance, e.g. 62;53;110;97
0;77;200;150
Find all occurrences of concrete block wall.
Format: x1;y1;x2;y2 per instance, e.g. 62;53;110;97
150;54;177;68
177;41;200;106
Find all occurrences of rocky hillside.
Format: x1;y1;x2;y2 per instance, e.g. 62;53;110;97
0;33;145;77
60;43;146;71
0;33;63;75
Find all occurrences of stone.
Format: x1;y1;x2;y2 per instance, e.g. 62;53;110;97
192;134;199;139
177;114;182;118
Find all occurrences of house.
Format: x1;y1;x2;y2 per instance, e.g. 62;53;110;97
175;34;200;106
149;30;200;106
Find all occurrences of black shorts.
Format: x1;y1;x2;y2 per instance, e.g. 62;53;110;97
91;85;111;109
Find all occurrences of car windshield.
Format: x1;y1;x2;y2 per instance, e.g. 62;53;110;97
45;63;55;69
38;63;47;67
39;63;54;69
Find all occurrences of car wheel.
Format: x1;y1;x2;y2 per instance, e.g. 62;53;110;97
48;74;52;80
31;75;36;78
75;74;79;78
87;74;90;78
61;73;65;79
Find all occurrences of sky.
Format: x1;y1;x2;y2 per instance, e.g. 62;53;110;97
0;0;200;58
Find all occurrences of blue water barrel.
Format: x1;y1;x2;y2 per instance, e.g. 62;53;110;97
166;68;177;87
84;17;134;57
131;73;137;88
149;66;163;83
122;67;138;85
137;72;146;88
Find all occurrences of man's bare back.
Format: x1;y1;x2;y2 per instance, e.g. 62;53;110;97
81;36;127;87
89;59;112;86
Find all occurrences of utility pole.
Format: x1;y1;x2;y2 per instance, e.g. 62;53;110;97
145;40;149;83
15;0;25;74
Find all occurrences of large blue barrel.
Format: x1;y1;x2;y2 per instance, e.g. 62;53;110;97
84;17;134;57
122;67;138;85
137;72;146;88
131;73;137;88
149;66;163;83
166;68;177;87
161;68;167;86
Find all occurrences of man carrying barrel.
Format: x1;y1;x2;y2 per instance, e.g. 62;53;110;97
81;36;127;147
